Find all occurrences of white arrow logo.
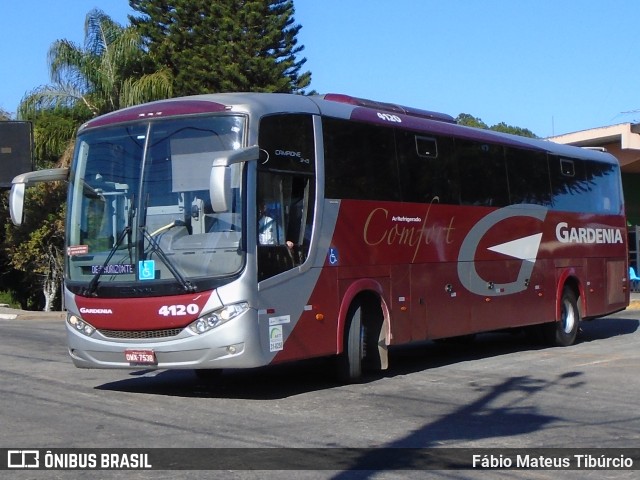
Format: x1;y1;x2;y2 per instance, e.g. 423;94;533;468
487;233;543;261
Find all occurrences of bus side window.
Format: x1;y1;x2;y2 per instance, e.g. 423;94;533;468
556;156;620;214
323;117;401;201
457;140;508;207
257;114;316;281
550;156;588;212
396;131;458;204
505;147;552;206
585;160;621;214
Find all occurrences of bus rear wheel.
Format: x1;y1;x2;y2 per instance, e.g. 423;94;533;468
544;288;580;347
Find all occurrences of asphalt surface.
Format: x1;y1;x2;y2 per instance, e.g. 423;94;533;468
1;297;639;479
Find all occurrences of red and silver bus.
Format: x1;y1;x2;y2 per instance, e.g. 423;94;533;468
10;93;629;382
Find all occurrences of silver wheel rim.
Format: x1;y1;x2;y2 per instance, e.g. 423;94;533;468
562;298;575;334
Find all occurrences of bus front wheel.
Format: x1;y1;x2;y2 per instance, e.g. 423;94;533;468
337;303;365;383
545;288;580;347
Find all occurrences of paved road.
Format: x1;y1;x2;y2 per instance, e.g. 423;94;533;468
1;307;638;479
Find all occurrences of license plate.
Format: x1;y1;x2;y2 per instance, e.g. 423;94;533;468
124;349;157;365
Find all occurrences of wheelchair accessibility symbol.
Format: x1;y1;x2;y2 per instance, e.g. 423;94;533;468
138;260;155;280
328;248;339;265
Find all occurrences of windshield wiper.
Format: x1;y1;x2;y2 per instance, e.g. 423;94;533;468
140;227;197;293
83;196;135;296
83;226;131;296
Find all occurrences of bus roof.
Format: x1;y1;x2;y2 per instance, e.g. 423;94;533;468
80;92;618;166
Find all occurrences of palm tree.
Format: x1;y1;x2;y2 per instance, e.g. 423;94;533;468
19;8;172;120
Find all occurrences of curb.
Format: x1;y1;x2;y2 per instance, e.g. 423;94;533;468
0;308;65;321
0;304;17;320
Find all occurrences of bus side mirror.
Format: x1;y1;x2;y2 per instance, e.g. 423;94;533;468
9;183;25;226
210;165;232;213
9;167;69;225
209;146;259;212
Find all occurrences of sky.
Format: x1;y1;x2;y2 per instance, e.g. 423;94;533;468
2;0;640;138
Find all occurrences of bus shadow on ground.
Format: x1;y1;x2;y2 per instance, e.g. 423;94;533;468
389;315;640;374
95;315;639;400
578;315;639;342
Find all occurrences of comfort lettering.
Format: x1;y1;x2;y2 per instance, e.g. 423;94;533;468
363;201;455;262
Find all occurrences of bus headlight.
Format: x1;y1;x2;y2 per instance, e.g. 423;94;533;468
188;302;249;335
67;314;96;337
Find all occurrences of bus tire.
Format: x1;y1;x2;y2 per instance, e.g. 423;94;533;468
545;288;580;347
337;303;364;383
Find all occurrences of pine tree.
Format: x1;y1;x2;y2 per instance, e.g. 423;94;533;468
129;0;312;96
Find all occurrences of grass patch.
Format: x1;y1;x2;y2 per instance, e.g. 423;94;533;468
0;290;20;309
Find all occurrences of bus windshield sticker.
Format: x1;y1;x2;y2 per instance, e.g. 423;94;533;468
138;260;155;280
67;245;89;256
269;325;284;352
90;264;134;275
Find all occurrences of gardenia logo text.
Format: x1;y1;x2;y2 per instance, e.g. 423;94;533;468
555;222;623;244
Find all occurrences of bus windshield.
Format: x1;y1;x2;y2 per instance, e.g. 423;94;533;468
66;115;245;292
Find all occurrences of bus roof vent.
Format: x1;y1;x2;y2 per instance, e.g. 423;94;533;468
323;93;456;124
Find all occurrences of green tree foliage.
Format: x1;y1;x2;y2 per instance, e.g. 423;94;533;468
19;8;172;120
0;110;74;309
0;110;79;309
456;113;537;138
455;113;489;130
0;108;10;121
490;122;537;138
31;109;84;169
2;182;67;310
129;0;312;96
